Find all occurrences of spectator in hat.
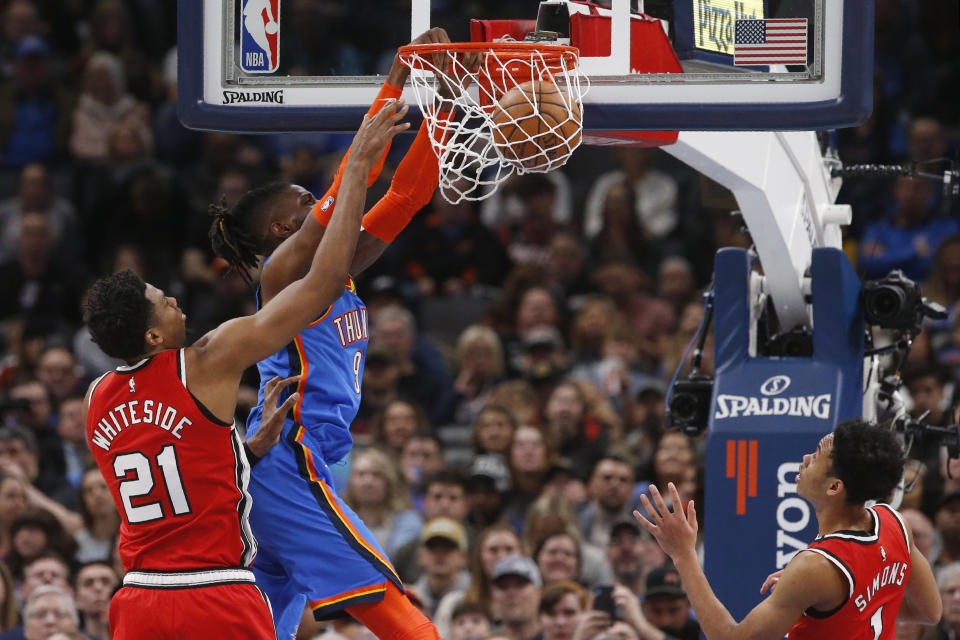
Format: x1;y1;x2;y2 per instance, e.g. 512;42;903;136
639;565;701;640
579;454;638;548
450;599;493;640
465;454;509;532
491;556;543;640
0;36;73;168
541;458;588;507
606;520;667;596
624;381;668;480
393;469;470;583
934;492;960;570
410;517;471;617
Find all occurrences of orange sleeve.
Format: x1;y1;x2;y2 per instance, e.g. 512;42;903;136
360;112;452;243
312;82;404;226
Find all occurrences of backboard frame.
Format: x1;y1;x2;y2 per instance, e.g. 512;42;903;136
177;0;874;134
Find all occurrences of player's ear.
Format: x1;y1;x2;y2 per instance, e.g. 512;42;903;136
825;477;844;497
269;218;296;240
144;326;164;349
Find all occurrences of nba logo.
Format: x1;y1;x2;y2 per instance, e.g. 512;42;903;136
240;0;280;73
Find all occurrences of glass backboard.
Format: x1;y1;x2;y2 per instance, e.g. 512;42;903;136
177;0;874;134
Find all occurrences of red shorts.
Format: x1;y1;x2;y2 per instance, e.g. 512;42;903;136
110;570;275;640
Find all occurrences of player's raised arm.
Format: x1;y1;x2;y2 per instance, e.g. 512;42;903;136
897;521;942;624
634;483;833;640
256;28;454;304
195;101;409;379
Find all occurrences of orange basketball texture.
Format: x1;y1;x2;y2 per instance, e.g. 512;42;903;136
490;80;582;171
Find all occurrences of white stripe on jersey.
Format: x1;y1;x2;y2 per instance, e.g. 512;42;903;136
231;428;258;566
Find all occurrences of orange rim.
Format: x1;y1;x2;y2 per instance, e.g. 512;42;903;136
397;42;580;74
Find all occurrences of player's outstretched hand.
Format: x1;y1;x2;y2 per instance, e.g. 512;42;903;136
350;99;410;169
388;27;451;87
634;482;698;561
246;375;300;459
760;569;784;594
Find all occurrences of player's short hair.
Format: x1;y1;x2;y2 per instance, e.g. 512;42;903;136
208;181;289;277
829;419;904;505
83;270;152;361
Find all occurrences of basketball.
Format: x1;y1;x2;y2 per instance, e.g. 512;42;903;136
490;80;581;171
265;21;279;35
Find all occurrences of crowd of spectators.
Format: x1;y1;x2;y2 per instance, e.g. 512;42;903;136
0;0;959;639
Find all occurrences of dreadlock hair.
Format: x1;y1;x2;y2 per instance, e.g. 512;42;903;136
829;418;905;505
208;181;290;280
83;270;152;362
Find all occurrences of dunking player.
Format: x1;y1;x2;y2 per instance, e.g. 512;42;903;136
208;29;474;640
634;419;942;639
82;102;406;640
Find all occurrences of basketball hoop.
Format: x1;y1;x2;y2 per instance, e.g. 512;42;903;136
398;42;587;204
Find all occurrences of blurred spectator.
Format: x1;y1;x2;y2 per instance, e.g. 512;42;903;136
464;455;510;532
504;176;563;267
372;305;455;425
639;565;701;640
504;425;553;532
0;163;81;264
516;327;568;396
449;600;492;640
538;581;587;640
0;212;88;328
543;381;610;474
925;562;960;640
74;469;118;565
587;177;656;272
0;1;42;75
569;297;616;366
69;51;152;163
20;585;78;640
54;396;86;489
637;433;699;512
655;257;697;320
491;556;543;640
934;493;960;570
541;459;589;508
400;434;446;510
546;232;592;304
533;530;581;587
579;455;637;548
0;474;27;558
471;406;516;458
411;517;470;617
859;176;958;282
0;388;70;508
374;399;429;459
583;149;679;245
901;508;939;564
0;36;72;168
343;448;421;557
433;524;523;638
354;344;402;439
34;347;83;407
393;470;469;582
903;364;951;514
72;561;116;640
605;520;666;596
7;508;75;583
453;326;506;426
0;562;15;632
17;551;71;605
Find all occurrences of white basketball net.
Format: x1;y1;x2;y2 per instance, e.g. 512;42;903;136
399;44;587;204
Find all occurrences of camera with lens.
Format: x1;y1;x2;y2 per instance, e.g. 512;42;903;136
862;270;946;332
667;375;714;436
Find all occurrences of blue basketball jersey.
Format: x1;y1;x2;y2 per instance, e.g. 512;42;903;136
247;276;367;464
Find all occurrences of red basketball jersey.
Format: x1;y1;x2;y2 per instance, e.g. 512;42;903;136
87;349;256;571
788;504;911;640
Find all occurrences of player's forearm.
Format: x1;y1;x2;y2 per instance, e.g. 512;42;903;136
673;551;741;640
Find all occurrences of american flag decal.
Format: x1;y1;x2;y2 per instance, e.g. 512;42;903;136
734;18;808;66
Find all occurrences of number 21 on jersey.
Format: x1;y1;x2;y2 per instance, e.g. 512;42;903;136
114;444;192;523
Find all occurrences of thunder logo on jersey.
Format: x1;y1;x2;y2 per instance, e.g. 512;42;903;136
240;0;280;73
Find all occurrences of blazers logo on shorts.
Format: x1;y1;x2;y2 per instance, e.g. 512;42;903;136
240;0;281;73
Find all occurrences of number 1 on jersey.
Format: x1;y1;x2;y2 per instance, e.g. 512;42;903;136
870;604;884;640
114;444;192;524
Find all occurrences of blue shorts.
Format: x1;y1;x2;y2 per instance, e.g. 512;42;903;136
249;423;402;639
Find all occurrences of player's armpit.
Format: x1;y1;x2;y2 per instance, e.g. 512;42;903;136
734;552;842;640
